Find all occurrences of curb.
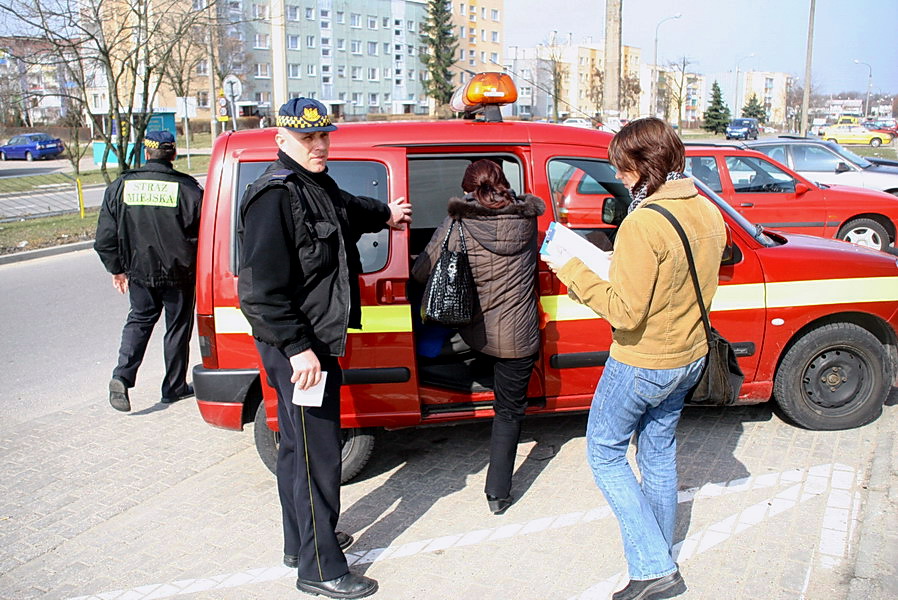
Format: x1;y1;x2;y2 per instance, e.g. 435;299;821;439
846;424;898;600
0;240;95;266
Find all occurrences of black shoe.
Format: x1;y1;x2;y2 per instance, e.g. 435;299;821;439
109;377;130;412
284;532;354;567
486;494;513;515
161;384;194;404
297;572;377;599
612;570;686;600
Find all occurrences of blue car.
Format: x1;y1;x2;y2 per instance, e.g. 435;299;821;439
0;133;65;161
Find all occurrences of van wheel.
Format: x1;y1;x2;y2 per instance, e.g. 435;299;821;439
870;138;882;147
837;218;889;251
773;323;888;430
253;401;376;483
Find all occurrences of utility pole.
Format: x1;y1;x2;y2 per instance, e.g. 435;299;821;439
603;0;622;116
799;0;816;137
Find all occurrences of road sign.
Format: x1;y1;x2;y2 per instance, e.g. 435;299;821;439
175;96;198;119
223;74;242;102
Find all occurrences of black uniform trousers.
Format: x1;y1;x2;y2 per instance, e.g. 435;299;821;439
484;353;539;500
255;341;348;582
113;280;194;398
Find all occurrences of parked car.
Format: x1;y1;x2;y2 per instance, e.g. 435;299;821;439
863;118;898;138
683;145;898;252
560;117;594;128
725;118;760;140
745;137;898;196
0;133;64;161
818;124;892;147
194;74;898;480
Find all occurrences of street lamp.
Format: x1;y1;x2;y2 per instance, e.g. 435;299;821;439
652;13;681;117
734;53;755;115
854;59;872;118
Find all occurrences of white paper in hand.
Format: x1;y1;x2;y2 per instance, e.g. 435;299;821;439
540;221;612;279
292;371;328;407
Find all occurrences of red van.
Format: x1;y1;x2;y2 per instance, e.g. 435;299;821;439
193;76;898;481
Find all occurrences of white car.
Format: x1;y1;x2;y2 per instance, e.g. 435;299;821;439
560;117;593;128
746;138;898;196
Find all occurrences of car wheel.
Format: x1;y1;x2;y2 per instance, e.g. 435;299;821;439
25;151;33;161
773;323;888;430
837;218;889;251
0;151;5;161
252;401;375;483
870;138;882;147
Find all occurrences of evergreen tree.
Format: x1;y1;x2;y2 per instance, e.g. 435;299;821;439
420;0;459;112
742;93;767;124
703;80;731;134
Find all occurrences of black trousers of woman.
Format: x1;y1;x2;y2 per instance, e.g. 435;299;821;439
255;342;348;582
484;353;538;500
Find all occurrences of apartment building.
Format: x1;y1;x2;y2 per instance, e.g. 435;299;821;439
449;1;504;86
741;70;791;126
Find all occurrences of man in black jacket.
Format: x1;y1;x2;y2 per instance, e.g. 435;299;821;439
238;98;410;599
94;130;203;412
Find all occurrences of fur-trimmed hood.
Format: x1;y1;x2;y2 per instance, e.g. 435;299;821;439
446;193;545;256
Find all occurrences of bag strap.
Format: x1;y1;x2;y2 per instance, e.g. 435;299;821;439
440;220;457;250
456;219;468;253
645;204;713;342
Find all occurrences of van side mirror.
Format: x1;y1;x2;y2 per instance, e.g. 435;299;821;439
721;225;740;266
835;162;851;174
602;196;627;226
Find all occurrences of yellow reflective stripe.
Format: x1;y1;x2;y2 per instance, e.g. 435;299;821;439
539;277;898;322
213;305;413;335
766;276;898;308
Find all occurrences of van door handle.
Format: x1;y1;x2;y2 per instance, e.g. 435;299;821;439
739;202;754;207
376;279;407;304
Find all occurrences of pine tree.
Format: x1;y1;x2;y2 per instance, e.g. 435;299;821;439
741;93;767;124
420;0;459;112
703;81;731;135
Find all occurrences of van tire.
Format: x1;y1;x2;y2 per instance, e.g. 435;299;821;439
253;401;375;483
773;323;887;430
837;218;889;251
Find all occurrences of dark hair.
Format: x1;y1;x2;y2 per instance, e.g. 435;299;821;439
461;159;516;210
608;117;685;198
147;146;176;161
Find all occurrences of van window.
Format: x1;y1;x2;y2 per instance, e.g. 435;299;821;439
407;155;522;254
547;158;629;244
233;160;390;273
684;156;723;192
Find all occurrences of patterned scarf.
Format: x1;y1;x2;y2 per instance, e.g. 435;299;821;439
627;171;688;214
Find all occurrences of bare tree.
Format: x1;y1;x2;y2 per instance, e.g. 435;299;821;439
619;73;641;119
0;0;217;181
538;36;568;122
584;66;603;118
665;57;693;132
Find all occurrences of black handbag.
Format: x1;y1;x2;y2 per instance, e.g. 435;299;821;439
647;204;744;405
421;219;477;326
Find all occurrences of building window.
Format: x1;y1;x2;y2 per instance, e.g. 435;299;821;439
336;38;345;50
337;65;345;78
286;5;299;20
407;44;414;55
228;0;240;12
321;20;329;29
287;35;299;49
321;48;330;57
254;33;270;49
195;60;208;76
369;93;378;106
255;63;271;78
338;91;346;101
306;64;317;76
352;92;362;105
336;11;344;23
490;52;498;63
306;35;316;48
407;69;415;80
459;26;465;37
491;31;498;42
321;37;330;47
351;66;362;80
321;9;328;18
351;40;361;54
254;91;270;105
251;3;267;18
367;15;377;29
368;67;378;80
288;63;301;78
459;3;465;15
367;41;377;55
197;91;209;107
383;42;390;54
305;6;314;19
491;9;499;20
350;13;360;27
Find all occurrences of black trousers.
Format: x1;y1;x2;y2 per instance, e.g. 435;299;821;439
113;280;194;398
484;353;538;499
256;342;348;582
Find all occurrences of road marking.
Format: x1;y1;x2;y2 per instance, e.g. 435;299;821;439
66;464;856;600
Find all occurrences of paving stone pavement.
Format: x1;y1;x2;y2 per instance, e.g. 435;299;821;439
0;384;895;600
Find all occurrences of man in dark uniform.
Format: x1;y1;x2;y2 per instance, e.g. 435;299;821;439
95;130;203;412
238;98;411;599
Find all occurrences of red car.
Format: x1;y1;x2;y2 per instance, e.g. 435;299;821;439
683;145;898;253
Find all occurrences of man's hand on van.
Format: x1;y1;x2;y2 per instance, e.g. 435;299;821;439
290;348;322;390
112;273;129;294
387;196;412;230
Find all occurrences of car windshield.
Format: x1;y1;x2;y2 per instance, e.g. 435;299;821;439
731;120;752;127
827;142;872;168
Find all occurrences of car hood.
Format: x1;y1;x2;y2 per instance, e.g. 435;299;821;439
759;230;898;280
823;184;898;204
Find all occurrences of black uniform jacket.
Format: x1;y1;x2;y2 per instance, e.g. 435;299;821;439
237;152;391;358
94;159;203;287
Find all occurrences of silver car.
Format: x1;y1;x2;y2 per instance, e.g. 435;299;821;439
745;137;898;196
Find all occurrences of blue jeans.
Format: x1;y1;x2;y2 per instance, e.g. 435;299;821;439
586;356;705;580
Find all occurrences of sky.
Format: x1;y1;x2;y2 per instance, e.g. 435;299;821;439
504;0;898;96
